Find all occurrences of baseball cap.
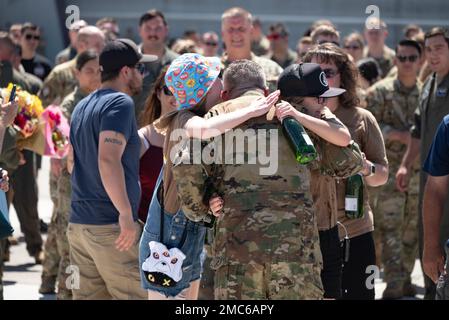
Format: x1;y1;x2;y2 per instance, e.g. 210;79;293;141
165;53;221;110
278;63;346;98
99;38;157;73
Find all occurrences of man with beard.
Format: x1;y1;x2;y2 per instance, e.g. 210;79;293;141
133;9;178;123
66;39;157;299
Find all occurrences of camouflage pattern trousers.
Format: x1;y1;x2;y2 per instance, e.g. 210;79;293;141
41;170;72;299
372;167;419;285
214;261;324;300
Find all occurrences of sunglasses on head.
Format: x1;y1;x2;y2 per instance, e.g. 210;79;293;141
162;85;174;96
322;68;339;79
25;34;40;41
397;55;419;63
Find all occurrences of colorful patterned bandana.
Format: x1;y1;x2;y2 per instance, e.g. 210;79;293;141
165;53;221;110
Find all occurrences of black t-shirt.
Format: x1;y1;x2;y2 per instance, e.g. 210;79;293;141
21;53;52;81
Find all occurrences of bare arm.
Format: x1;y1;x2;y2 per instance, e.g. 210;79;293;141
98;130;137;251
422;175;448;282
361;156;389;187
67;143;74;174
184;90;280;140
275;101;352;147
138;124;164;158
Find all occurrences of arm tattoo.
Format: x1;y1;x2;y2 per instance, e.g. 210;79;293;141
104;137;123;146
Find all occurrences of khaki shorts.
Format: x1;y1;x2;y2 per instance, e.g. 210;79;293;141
67;222;147;300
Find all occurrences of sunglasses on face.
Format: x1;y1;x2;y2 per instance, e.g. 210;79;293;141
344;45;361;50
205;41;218;47
318;40;340;47
133;63;146;75
267;33;284;41
317;97;328;104
162;85;174;96
322;68;339;79
397;55;419;63
25;34;40;41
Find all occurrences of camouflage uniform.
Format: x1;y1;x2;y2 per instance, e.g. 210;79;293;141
365;77;421;291
173;91;324;300
221;53;283;93
251;36;270;57
38;59;78;295
363;46;396;78
41;87;86;299
266;49;298;69
0;61;33;300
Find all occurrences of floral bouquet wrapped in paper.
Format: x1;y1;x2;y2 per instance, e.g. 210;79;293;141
1;83;44;138
16;105;70;158
42;105;70;158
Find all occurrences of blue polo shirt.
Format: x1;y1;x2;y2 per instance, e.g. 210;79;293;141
69;89;141;225
424;114;449;176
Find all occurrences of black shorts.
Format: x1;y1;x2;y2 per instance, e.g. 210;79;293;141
319;225;343;299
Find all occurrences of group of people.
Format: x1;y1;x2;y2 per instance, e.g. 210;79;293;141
0;6;448;301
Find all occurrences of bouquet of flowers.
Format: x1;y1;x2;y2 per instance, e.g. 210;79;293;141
42;105;70;158
16;105;70;159
1;83;44;138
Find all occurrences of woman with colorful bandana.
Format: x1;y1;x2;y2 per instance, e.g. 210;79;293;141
139;53;279;300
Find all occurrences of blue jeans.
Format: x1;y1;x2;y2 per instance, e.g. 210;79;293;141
139;173;206;297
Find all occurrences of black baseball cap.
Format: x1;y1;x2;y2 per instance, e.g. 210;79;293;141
278;63;346;98
99;38;157;73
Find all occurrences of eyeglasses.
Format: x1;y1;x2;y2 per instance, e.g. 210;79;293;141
397;55;419;63
204;42;218;47
344;45;362;50
318;40;340;47
134;63;146;75
162;85;174;96
25;34;40;41
267;33;284;41
322;68;340;79
317;97;328;104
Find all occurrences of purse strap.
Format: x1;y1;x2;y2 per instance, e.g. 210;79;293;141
158;180;188;248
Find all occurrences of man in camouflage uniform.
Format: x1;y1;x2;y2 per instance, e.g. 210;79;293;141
174;60;323;299
48;88;87;299
220;7;283;93
363;18;396;78
366;39;422;299
38;27;105;294
0;50;33;299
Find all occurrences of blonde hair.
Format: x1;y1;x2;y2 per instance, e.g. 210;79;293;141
221;7;253;24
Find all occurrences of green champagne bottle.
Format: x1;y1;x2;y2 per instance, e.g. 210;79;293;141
345;173;364;219
282;116;317;165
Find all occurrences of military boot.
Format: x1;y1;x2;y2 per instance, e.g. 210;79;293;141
39;275;56;294
402;278;417;297
382;282;403;299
